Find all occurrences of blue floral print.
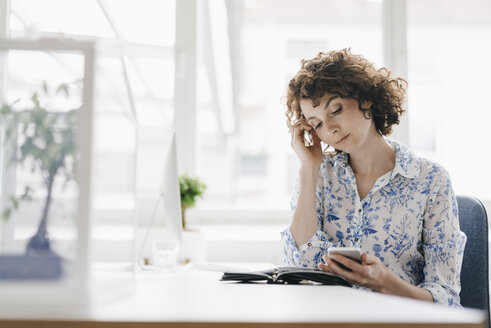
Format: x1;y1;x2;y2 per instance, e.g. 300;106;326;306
281;138;466;307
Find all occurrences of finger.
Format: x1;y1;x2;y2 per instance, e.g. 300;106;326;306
329;254;364;272
291;128;305;146
293;117;308;125
290;125;303;141
290;125;311;136
291;120;312;130
323;257;360;283
291;126;311;146
319;255;333;273
317;262;331;273
361;253;379;265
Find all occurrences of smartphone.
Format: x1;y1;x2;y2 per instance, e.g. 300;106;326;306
303;130;313;147
327;247;362;264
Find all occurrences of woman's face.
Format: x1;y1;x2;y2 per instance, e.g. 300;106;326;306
299;93;377;154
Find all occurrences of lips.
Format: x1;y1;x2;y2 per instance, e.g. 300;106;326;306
336;134;349;145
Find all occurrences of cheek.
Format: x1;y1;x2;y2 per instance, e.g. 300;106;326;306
359;118;374;135
316;128;337;144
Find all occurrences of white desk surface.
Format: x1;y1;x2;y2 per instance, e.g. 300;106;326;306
0;264;486;328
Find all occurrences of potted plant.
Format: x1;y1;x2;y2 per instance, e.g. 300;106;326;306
179;174;206;230
0;82;78;265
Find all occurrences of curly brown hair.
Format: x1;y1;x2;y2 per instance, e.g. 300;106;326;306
286;48;407;136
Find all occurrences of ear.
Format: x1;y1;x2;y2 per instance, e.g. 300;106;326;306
360;100;372;119
361;100;372;110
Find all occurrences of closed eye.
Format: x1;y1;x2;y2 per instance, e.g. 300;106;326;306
315;122;323;130
331;106;342;115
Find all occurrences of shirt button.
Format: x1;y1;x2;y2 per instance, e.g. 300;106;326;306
307;243;312;247
354;238;359;242
358;209;362;213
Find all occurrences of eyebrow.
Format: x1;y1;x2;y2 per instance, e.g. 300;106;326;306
307;95;340;122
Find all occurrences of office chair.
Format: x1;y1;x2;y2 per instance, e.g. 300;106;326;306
457;195;489;325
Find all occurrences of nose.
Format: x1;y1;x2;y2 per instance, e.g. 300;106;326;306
325;121;339;136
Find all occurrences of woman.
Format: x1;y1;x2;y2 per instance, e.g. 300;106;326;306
281;48;466;307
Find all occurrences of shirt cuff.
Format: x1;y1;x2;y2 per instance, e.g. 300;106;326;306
280;227;335;268
418;282;462;308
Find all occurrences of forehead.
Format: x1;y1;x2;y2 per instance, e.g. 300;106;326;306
299;93;338;113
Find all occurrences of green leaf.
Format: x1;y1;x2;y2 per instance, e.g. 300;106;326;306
21;186;33;200
42;81;49;94
8;195;19;210
2;208;11;222
31;93;40;108
56;83;69;97
179;174;207;209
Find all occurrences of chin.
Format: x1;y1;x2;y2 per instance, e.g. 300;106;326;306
338;146;352;154
334;140;352;153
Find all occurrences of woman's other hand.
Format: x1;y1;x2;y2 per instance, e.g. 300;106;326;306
290;119;323;170
318;253;390;292
318;253;434;302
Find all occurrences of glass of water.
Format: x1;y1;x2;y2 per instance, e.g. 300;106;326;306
152;240;180;272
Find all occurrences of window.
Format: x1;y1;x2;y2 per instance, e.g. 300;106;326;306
407;0;491;201
195;0;383;215
3;0;489;234
3;0;177;262
0;47;85;259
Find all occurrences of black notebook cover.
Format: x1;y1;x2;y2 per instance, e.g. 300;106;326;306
220;267;352;287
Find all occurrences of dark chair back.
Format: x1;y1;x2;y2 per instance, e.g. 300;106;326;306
457;195;489;325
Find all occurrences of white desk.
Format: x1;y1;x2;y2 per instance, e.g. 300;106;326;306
0;266;486;328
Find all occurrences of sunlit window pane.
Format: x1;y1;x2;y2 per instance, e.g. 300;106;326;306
100;0;175;46
197;0;383;210
132;57;175;99
10;0;115;38
1;49;84;263
7;51;84;99
407;0;491;200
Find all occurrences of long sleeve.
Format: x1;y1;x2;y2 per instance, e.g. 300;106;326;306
280;173;338;268
418;168;467;307
281;227;337;268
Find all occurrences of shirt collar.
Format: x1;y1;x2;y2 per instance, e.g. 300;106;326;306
330;138;420;180
386;138;420;180
332;150;349;169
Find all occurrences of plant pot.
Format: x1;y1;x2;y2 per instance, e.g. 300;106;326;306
0;254;62;280
178;229;206;263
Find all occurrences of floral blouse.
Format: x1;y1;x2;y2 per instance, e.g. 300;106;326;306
281;138;466;307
